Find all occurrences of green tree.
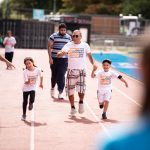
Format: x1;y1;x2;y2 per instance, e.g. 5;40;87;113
123;0;150;19
0;0;63;19
60;0;124;15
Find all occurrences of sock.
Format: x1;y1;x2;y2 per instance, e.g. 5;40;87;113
79;100;83;104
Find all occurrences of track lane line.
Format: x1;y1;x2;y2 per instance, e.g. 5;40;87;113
85;102;112;138
112;86;142;107
30;108;35;150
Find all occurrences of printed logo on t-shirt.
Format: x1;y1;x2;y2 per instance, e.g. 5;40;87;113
28;76;37;85
68;48;84;58
99;75;111;85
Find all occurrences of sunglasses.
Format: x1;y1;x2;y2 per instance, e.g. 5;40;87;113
72;35;79;38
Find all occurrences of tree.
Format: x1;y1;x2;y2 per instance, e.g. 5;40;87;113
0;0;63;19
123;0;150;19
60;0;124;15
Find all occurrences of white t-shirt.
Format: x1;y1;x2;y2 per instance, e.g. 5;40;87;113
62;41;91;70
3;36;16;52
22;68;42;92
95;70;119;91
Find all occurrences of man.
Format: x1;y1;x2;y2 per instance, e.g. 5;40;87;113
57;30;97;115
0;54;15;69
48;23;72;99
3;30;16;69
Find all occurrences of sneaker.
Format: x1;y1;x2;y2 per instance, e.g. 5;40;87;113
58;93;64;99
78;103;84;114
99;104;103;109
70;108;77;116
102;113;107;119
21;114;26;121
51;88;55;98
28;103;33;110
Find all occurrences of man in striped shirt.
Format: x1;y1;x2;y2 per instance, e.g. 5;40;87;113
48;23;72;99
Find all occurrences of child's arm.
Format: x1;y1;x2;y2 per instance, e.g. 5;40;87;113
24;79;31;84
119;76;128;87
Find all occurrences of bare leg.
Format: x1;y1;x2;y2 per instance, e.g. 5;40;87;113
103;100;109;113
78;92;84;102
78;92;85;113
69;94;75;107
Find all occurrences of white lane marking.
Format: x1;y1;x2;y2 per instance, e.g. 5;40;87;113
30;108;35;150
112;86;142;107
85;102;112;138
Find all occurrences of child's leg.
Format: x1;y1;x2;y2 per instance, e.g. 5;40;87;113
28;91;35;110
103;101;109;113
102;101;109;119
23;91;29;115
29;91;35;104
97;90;104;108
102;90;111;119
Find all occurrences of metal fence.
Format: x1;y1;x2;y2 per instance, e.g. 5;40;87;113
0;19;54;49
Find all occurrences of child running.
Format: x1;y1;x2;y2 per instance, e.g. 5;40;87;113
91;59;128;119
21;57;43;121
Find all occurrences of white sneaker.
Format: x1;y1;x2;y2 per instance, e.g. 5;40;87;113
78;103;84;114
70;108;77;116
51;88;55;98
21;115;26;121
58;93;64;99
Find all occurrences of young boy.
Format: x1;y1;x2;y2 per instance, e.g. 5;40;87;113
91;59;128;119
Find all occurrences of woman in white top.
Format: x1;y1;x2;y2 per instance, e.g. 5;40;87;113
3;30;16;69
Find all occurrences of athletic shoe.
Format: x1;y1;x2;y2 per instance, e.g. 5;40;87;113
51;88;55;98
58;93;64;99
99;104;103;109
70;108;77;116
28;103;33;110
78;103;84;114
102;113;107;119
21;114;26;121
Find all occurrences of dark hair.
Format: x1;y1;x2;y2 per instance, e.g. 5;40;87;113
24;57;36;68
59;23;66;29
102;59;112;65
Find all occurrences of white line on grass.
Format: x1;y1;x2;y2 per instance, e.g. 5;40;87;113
112;86;142;107
85;102;112;138
30;108;35;150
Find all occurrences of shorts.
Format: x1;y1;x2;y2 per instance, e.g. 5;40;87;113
97;90;112;103
66;69;86;96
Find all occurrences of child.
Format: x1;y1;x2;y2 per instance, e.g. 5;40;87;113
91;59;128;119
21;57;43;121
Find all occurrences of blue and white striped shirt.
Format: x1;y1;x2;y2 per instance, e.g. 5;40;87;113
48;32;72;58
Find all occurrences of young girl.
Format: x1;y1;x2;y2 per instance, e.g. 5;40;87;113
91;59;128;119
21;57;43;121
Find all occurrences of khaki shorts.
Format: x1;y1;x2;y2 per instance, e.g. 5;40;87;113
66;69;86;96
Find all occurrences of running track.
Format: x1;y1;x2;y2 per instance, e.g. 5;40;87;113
0;49;143;150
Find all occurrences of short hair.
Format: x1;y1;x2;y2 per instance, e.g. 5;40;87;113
59;23;67;29
102;59;112;64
